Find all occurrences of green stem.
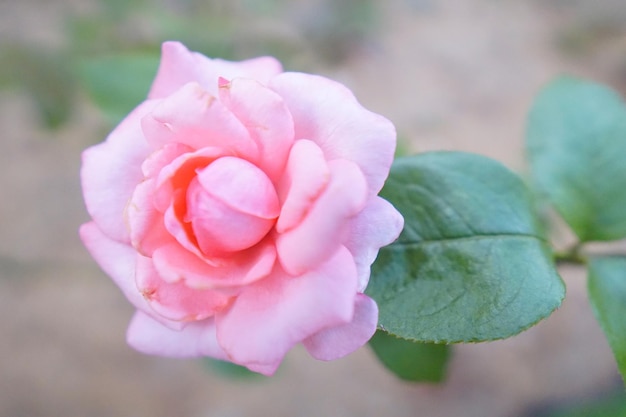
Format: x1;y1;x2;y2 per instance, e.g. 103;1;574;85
554;243;587;265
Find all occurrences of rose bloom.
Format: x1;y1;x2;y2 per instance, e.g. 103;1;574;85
80;41;403;375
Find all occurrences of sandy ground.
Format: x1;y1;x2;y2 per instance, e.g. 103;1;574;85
1;1;625;416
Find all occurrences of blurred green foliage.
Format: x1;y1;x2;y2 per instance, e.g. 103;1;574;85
0;45;75;128
0;0;382;129
77;54;160;124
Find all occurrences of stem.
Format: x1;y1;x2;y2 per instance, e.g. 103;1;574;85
554;243;587;265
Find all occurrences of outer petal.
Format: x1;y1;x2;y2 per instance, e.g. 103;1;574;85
270;72;396;197
142;82;259;161
215;246;358;376
218;78;294;181
276;139;330;234
303;294;378;360
135;255;232;322
344;197;404;291
152;239;276;289
126;179;173;257
276;159;367;276
148;41;283;99
127;311;229;360
81;100;158;243
79;222;183;330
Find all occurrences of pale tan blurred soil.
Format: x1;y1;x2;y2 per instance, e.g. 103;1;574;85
1;1;625;416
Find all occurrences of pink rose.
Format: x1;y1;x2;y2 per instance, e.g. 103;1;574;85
79;41;403;375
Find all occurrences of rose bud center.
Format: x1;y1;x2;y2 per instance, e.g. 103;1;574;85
185;156;280;255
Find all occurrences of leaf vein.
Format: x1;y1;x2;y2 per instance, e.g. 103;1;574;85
394;233;545;248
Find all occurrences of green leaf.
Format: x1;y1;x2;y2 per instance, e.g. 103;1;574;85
367;152;564;343
202;358;266;380
588;257;626;383
526;76;626;242
369;330;450;382
78;54;160;125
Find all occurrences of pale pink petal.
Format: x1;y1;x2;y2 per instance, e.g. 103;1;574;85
195;157;279;218
303;294;378;360
142;82;259;161
345;197;404;291
270;72;396;197
127;311;229;360
243;362;281;376
149;41;283;99
79;222;183;330
141;142;192;179
215;246;358;375
126;179;173;257
81;100;159;243
187;157;279;254
79;222;141;306
276;139;330;234
152;239;276;289
148;42;208;100
218;78;294;181
135;255;232;322
276;159;368;276
187;188;274;255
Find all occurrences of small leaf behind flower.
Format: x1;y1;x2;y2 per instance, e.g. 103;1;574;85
202;358;266;380
78;54;160;126
369;330;450;382
526;77;626;242
588;257;626;383
368;152;564;343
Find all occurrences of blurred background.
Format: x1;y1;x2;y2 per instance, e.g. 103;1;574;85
1;0;626;416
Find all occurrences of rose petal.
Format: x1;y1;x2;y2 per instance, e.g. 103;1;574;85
142;82;259;161
156;147;228;257
141;142;192;179
126;179;173;257
79;222;142;307
196;157;279;218
218;78;294;181
127;311;229;360
81;100;158;243
187;157;279;254
276;159;368;276
303;293;378;360
270;72;396;197
149;41;283;99
135;255;232;322
215;245;358;375
276;139;330;234
154;146;226;212
152;239;276;289
344;197;404;291
79;222;183;330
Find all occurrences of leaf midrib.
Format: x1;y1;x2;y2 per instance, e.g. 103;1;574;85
391;233;547;248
